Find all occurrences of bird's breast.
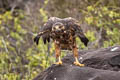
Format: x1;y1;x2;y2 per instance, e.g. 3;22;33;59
51;31;75;50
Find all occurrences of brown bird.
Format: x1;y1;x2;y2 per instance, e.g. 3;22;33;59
34;17;89;66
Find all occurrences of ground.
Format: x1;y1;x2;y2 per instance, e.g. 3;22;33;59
33;45;120;80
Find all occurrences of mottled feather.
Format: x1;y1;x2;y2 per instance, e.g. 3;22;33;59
34;17;89;46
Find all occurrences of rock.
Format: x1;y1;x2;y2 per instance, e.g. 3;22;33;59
33;46;120;80
82;46;120;71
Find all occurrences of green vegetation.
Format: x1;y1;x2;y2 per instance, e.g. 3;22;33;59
84;5;120;48
0;11;55;80
0;0;120;80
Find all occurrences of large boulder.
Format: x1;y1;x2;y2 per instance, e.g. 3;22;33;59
82;46;120;71
33;46;120;80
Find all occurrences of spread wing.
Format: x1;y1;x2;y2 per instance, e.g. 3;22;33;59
64;17;89;46
74;24;89;46
34;17;89;46
34;17;61;45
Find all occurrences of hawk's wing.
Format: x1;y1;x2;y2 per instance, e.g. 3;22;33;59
75;24;89;46
34;17;61;45
64;17;89;46
34;17;89;46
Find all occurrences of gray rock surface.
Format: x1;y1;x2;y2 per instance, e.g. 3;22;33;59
33;46;120;80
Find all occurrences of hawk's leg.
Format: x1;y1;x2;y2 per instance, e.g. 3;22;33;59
72;44;84;67
54;41;62;65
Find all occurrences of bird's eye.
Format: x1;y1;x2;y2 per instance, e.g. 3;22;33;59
59;26;62;28
60;26;64;29
52;27;56;31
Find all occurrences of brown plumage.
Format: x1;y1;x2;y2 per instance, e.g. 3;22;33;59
34;17;89;66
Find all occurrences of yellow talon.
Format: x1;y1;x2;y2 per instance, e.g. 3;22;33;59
54;56;62;65
74;61;84;67
55;61;63;65
74;57;84;67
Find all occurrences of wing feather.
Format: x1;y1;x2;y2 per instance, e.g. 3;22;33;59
34;17;89;46
34;17;61;45
34;35;40;45
75;24;89;46
65;18;89;46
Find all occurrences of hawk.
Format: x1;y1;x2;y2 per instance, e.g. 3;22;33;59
34;17;89;66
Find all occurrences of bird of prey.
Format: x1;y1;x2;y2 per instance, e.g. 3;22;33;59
34;17;89;66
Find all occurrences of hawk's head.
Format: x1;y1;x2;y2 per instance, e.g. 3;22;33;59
52;22;65;33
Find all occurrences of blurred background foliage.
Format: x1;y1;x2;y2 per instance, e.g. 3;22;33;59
0;0;120;79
